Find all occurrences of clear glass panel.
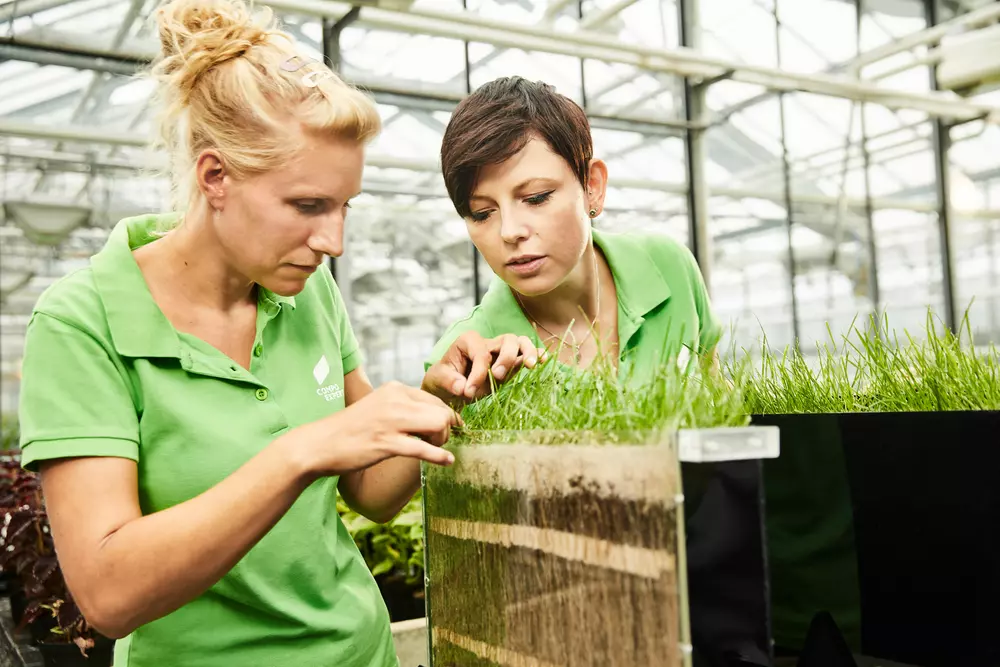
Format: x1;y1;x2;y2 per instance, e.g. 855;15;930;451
469;43;584;103
341;27;469;95
859;0;928;53
790;205;876;347
710;196;796;352
873;209;946;336
347;195;476;387
701;0;777;68
423;439;688;666
952;215;1000;344
708;101;785;195
777;0;857;74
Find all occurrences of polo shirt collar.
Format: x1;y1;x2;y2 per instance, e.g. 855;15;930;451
478;229;671;348
91;214;295;359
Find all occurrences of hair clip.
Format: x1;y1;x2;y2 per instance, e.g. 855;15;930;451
280;54;336;87
280;54;312;72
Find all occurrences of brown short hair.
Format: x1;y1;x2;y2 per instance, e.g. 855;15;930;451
440;77;593;219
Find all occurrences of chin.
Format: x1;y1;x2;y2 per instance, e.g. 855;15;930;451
260;277;309;297
505;271;558;298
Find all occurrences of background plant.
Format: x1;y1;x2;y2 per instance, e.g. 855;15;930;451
730;308;1000;415
0;462;98;656
337;493;424;587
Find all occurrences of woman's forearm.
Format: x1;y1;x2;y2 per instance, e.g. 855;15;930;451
338;457;421;524
44;434;316;639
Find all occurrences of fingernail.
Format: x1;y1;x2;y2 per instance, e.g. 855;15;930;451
446;453;455;464
527;356;537;367
466;385;476;396
453;380;464;394
494;365;506;379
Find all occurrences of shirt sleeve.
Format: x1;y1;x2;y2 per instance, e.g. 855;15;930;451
682;245;723;354
18;313;140;472
325;271;363;375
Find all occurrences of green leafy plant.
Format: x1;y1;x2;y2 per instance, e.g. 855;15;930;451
337;493;425;586
730;308;1000;415
1;414;19;452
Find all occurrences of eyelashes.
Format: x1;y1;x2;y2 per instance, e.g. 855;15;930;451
293;200;352;215
469;190;554;223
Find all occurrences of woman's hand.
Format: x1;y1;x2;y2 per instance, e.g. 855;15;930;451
293;381;461;480
422;332;545;405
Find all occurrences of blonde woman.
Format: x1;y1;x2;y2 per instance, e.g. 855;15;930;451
15;1;534;665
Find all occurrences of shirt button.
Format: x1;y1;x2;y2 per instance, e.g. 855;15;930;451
253;343;263;357
255;388;269;401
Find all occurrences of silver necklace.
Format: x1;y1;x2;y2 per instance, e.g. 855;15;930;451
515;249;601;362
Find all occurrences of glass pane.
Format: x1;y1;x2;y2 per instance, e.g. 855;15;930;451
710;196;796;352
873;209;946;336
347;196;475;387
952;216;1000;345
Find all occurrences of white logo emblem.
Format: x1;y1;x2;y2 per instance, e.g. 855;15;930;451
313;355;330;385
313;355;343;402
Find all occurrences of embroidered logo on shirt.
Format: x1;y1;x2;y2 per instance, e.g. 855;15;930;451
313;355;330;385
313;355;344;402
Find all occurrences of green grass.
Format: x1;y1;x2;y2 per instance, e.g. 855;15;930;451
730;308;1000;415
454;344;749;446
451;308;1000;435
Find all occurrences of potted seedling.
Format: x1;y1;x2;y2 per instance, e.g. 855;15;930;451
421;353;779;667
736;310;1000;667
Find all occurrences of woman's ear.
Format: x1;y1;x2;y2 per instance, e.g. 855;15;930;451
196;149;227;212
586;158;609;218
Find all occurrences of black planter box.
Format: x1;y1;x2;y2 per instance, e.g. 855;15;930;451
682;459;773;667
753;411;1000;667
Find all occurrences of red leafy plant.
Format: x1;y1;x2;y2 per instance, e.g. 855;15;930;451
0;464;98;657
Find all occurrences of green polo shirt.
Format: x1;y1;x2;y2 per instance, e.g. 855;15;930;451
427;229;722;376
17;214;398;667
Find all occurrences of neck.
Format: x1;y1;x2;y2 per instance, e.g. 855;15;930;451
519;244;603;331
154;207;257;313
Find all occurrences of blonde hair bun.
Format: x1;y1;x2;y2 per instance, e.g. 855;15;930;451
155;0;278;104
147;0;381;211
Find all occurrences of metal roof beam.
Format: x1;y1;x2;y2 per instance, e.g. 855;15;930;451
7;118;998;217
3;1;998;123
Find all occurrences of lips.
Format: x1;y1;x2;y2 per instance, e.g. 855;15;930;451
505;254;547;276
507;254;545;267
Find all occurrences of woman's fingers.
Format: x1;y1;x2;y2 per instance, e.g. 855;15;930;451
519;337;541;368
491;335;522;381
387;435;455;466
460;339;494;399
393;400;461;434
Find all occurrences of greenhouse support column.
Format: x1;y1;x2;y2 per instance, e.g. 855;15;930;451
926;0;957;331
773;0;801;344
677;0;712;290
854;0;881;325
323;10;360;309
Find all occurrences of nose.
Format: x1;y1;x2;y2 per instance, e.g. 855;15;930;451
498;207;531;245
308;213;344;258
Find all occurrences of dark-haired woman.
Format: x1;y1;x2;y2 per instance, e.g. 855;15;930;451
421;77;786;667
423;76;722;388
